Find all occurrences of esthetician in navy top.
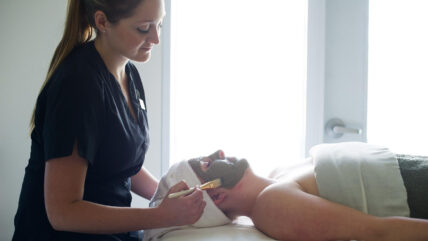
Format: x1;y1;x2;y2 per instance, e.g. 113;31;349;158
13;41;149;240
13;1;206;240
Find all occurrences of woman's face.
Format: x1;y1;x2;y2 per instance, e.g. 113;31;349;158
105;0;165;62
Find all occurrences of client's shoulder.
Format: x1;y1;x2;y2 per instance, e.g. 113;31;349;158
251;182;304;240
252;181;302;218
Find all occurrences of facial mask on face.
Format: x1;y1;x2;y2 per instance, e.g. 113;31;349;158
189;158;249;189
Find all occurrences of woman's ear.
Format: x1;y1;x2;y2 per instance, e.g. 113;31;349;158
94;10;109;33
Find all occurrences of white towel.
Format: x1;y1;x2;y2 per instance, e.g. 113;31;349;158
311;142;410;217
143;161;231;241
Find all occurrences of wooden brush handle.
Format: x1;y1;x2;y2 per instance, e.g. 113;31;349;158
167;187;195;199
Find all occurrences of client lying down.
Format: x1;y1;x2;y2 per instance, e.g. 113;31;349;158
145;142;428;241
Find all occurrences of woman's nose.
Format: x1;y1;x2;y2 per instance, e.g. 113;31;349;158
147;26;160;45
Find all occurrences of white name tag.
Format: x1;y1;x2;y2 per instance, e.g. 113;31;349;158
139;98;146;110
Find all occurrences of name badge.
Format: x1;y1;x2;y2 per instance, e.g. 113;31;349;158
139;98;146;110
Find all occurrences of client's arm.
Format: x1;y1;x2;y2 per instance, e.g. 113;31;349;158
251;181;428;241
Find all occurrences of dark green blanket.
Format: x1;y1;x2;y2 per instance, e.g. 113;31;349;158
396;154;428;219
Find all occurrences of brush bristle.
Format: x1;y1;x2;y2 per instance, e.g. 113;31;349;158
200;178;222;190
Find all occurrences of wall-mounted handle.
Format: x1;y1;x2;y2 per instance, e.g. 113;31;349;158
325;118;362;138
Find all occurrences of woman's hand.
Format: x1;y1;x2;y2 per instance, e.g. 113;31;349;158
157;181;206;226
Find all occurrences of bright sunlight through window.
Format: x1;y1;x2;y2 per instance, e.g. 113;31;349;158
368;0;428;155
170;0;308;176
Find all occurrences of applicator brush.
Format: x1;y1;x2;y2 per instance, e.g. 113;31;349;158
168;178;222;199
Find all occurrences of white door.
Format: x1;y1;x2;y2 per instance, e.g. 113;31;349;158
308;0;369;148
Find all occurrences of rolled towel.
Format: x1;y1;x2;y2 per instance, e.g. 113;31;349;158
311;142;410;217
143;160;231;241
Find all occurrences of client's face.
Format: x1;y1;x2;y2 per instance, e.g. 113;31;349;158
188;155;249;189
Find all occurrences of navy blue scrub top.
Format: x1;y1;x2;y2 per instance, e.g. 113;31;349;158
13;41;150;241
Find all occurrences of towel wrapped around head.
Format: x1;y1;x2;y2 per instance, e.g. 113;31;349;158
143;160;231;241
311;142;410;217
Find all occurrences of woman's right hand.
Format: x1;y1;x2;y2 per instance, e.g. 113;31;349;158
157;181;206;226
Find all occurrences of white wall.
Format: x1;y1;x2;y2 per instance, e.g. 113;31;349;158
0;1;164;240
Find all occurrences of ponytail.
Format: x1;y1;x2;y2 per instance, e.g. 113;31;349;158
29;0;94;132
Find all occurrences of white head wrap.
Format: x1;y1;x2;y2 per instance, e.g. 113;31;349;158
143;160;231;241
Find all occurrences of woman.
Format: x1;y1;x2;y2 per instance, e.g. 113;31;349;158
13;0;205;240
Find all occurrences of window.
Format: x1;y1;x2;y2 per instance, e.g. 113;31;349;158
170;0;308;176
368;0;428;155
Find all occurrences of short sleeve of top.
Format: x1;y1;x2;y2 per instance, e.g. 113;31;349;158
41;48;106;165
36;42;149;180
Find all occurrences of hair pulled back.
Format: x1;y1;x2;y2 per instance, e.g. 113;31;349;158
30;0;142;131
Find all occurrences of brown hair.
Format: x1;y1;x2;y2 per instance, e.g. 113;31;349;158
30;0;142;131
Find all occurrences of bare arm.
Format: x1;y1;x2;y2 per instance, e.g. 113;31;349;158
131;167;158;200
251;182;428;241
44;142;206;234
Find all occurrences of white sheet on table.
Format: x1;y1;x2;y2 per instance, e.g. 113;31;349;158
160;217;273;241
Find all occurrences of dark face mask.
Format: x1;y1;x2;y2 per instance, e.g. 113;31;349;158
189;158;249;189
